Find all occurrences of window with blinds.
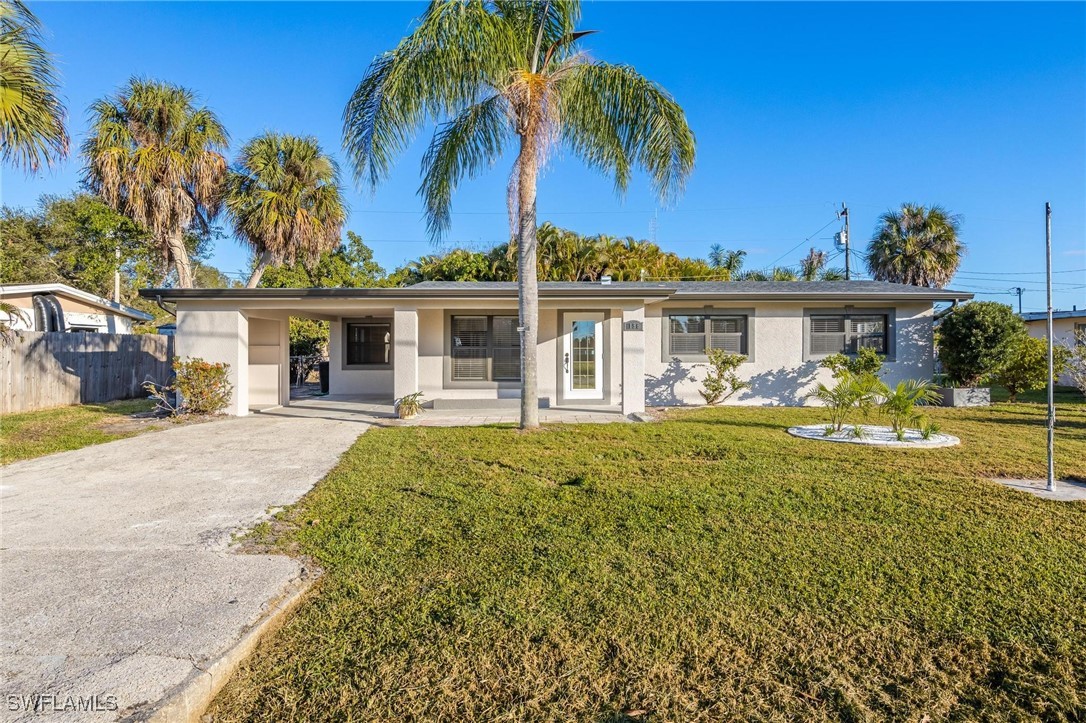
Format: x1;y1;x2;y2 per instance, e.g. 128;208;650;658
669;314;747;356
451;315;521;381
346;323;391;365
809;314;888;356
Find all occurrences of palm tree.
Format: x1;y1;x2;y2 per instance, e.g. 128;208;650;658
799;248;825;281
82;78;228;288
708;245;745;279
866;204;964;288
343;1;695;429
0;0;68;172
225;133;347;288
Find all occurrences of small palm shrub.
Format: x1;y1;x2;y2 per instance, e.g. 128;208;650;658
880;379;942;433
807;371;883;432
1069;329;1086;399
699;350;751;405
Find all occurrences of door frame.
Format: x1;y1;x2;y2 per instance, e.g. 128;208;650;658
562;311;605;400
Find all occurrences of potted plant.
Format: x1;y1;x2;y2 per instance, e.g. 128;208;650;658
396;391;424;419
936;301;1025;407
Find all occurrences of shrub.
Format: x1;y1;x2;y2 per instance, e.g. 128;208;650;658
820;347;884;379
880;379;942;432
699;349;751;405
993;335;1071;402
807;371;883;432
1066;329;1086;399
938;301;1025;386
146;357;232;416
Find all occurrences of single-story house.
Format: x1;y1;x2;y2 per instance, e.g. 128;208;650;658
1;283;154;333
1022;308;1086;386
140;280;973;416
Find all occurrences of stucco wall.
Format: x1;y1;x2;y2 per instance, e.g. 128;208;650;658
1026;317;1085;385
644;301;934;406
328;317;394;398
175;307;249;415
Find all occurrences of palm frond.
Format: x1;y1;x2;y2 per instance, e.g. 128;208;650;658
558;62;695;205
420;94;511;238
342;0;518;190
0;0;68;172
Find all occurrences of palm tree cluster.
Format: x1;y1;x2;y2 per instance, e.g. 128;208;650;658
80;78;347;289
394;222;729;284
0;0;68;171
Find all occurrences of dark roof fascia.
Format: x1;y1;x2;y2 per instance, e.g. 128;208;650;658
139;286;678;301
671;290;974;302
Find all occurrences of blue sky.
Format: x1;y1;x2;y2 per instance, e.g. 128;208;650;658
5;1;1085;311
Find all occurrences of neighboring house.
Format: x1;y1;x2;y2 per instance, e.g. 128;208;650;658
140;281;973;415
1021;308;1086;386
0;283;154;334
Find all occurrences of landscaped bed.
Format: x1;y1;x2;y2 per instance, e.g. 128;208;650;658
211;401;1086;721
787;423;960;447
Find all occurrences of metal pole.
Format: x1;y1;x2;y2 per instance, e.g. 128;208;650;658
1046;202;1055;492
842;203;851;281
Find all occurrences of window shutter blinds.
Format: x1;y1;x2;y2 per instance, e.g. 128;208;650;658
491;316;521;380
810;316;846;355
451;316;487;380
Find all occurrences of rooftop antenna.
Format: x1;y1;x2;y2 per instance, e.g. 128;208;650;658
649;208;658;244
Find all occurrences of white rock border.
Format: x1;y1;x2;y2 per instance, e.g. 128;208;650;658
786;424;960;448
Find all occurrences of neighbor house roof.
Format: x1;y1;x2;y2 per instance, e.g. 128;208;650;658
141;280;973;302
1021;309;1086;322
1;283;154;321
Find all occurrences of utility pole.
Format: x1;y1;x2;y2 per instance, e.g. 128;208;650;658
1013;286;1024;314
836;203;851;280
1045;202;1055;492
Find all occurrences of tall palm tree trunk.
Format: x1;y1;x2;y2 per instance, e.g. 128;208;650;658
246;250;275;288
166;229;194;288
517;134;540;429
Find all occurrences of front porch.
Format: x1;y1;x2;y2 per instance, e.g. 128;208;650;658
256;393;631;426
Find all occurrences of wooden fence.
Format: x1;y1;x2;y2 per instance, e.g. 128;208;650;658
0;331;174;414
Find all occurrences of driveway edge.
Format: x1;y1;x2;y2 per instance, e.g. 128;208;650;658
141;566;321;723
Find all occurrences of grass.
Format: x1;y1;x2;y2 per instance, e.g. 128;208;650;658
0;398;158;464
210;400;1086;721
990;384;1084;404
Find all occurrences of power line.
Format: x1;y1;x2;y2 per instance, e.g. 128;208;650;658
766;217;840;268
956;268;1085;276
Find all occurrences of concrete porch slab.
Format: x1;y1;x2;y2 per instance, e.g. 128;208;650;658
990;477;1086;501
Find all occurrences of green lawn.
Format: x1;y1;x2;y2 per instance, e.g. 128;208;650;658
211;401;1086;721
0;399;159;464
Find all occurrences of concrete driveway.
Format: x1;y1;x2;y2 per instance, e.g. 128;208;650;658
0;408;367;722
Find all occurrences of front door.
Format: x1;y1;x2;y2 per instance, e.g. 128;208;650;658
563;313;604;400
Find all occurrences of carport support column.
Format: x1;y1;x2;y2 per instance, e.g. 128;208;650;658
621;306;646;416
393;307;419;404
175;308;249;416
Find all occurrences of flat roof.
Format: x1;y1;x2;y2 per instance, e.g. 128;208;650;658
140;280;974;303
1022;309;1086;322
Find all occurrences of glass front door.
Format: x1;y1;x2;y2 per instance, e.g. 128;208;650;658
563;313;604;399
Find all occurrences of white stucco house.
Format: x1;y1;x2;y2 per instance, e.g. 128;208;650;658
1;283;154;333
140;280;972;416
1022;308;1086;386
